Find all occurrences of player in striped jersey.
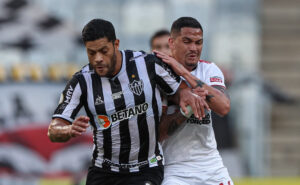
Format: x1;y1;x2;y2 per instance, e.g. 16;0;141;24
47;19;208;185
155;17;233;185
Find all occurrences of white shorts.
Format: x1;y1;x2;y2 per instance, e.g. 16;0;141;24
162;167;234;185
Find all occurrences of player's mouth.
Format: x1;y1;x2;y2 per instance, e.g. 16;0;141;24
95;65;106;71
187;54;198;60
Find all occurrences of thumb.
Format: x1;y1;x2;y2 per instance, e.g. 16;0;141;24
77;116;90;122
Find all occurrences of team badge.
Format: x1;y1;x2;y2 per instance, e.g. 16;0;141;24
97;115;111;129
128;80;144;96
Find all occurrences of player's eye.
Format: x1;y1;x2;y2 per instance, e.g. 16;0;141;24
88;51;96;56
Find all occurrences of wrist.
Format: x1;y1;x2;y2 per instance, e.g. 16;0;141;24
66;125;73;138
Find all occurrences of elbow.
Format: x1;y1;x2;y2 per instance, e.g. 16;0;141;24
218;100;231;117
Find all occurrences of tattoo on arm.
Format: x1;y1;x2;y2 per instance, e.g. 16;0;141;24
206;94;214;102
212;85;229;98
196;80;204;88
160;110;187;140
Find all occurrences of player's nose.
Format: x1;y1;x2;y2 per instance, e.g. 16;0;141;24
94;53;104;63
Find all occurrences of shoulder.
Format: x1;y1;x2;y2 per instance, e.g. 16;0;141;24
73;64;92;77
126;50;164;66
197;60;221;72
68;64;92;84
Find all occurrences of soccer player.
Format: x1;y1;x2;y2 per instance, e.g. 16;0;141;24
150;29;171;55
155;17;233;185
47;18;208;185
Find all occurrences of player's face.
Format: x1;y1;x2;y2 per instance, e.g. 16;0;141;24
152;35;171;55
85;38;120;77
170;27;203;71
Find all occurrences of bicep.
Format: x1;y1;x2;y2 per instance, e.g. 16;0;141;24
53;76;83;121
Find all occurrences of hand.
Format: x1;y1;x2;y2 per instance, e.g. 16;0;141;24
69;116;90;137
192;86;208;99
153;50;189;76
179;88;210;119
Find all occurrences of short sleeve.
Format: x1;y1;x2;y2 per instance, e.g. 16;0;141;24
205;63;226;88
153;55;182;95
52;75;83;123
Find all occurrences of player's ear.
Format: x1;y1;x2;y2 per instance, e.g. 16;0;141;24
168;37;174;50
113;39;120;49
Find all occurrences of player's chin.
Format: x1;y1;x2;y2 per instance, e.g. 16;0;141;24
95;69;108;77
186;59;198;66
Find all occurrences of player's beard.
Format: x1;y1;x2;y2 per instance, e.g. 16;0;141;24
106;48;117;77
184;52;200;70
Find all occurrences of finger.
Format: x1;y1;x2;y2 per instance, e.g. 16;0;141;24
189;100;199;119
192;90;206;98
203;99;210;111
196;97;204;119
72;125;86;132
76;116;90;122
199;99;205;118
195;97;202;120
70;129;82;137
74;121;90;128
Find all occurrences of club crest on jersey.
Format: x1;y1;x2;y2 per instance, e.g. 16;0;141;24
97;115;111;129
128;80;144;96
95;95;104;105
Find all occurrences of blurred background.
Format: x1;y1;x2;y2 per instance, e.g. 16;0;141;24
0;0;299;184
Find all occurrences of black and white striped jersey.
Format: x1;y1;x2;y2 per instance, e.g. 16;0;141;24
52;50;181;173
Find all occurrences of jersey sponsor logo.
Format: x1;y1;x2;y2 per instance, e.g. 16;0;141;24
97;115;111;129
64;85;74;104
111;91;123;100
111;103;148;123
187;113;210;125
210;76;223;83
128;80;144;96
95;95;104;105
102;158;149;169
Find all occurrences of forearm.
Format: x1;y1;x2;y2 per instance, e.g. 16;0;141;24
182;72;230;116
159;111;187;141
170;82;189;104
48;118;72;142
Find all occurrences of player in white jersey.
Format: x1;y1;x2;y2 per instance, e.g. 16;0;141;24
154;17;233;185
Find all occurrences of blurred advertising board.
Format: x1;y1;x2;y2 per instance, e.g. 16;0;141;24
0;83;92;184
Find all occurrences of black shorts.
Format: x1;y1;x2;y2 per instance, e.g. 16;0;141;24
86;165;164;185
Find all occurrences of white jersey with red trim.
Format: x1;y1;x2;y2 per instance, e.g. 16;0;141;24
161;60;232;185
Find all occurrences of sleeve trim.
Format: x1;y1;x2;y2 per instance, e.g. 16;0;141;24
166;80;182;95
52;115;74;124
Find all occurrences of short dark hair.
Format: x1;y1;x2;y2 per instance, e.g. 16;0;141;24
150;29;170;48
82;19;116;43
171;17;203;36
